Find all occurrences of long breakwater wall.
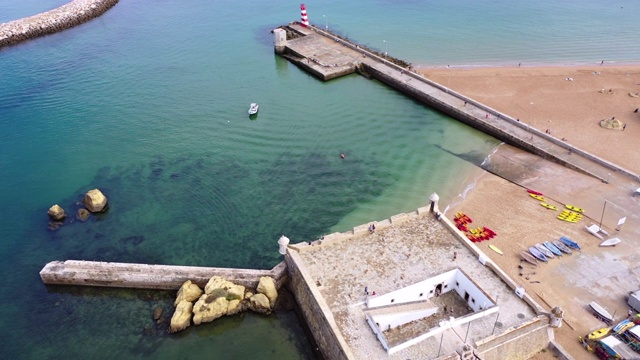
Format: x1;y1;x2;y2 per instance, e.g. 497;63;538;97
0;0;119;49
40;260;287;291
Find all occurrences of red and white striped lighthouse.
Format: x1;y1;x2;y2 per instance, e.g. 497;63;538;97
300;4;309;27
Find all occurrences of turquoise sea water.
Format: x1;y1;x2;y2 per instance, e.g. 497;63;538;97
1;1;638;359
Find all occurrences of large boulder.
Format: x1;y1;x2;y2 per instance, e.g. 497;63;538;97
257;276;278;307
83;188;108;213
226;299;245;316
248;293;272;315
204;276;245;300
193;294;229;325
169;300;193;333
174;280;203;306
47;204;66;221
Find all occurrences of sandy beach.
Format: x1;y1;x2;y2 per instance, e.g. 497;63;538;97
417;65;640;358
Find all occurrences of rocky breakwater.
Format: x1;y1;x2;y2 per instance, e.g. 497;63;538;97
0;0;119;49
170;276;279;333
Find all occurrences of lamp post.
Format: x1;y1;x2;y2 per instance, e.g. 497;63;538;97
383;40;387;59
322;14;328;30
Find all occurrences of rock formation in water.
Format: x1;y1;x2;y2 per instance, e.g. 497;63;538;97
83;188;108;212
257;276;278;307
47;204;66;221
174;280;203;306
169;300;193;333
169;276;279;333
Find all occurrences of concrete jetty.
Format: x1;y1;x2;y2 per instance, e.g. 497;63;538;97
0;0;119;49
275;23;640;185
40;260;287;290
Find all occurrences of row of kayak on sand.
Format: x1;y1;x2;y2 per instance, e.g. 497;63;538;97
521;236;581;264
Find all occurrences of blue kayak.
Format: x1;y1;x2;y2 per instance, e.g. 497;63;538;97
544;241;563;256
560;236;581;250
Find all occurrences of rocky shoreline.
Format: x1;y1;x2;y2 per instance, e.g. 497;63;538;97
0;0;119;49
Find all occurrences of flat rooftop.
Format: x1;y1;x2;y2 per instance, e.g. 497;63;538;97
296;213;537;358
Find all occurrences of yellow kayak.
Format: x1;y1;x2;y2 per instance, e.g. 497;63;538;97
565;204;585;213
530;194;545;201
489;244;503;255
587;327;610;340
540;202;557;210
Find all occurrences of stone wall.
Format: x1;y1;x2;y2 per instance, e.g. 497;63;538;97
285;251;355;360
0;0;119;49
474;317;551;360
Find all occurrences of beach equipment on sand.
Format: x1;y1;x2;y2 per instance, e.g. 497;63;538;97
543;241;563;256
615;320;635;335
560;236;581;250
527;189;543;196
553;240;572;254
529;246;548;262
587;327;611;340
520;251;538;265
590;302;614;324
540;202;557;210
600;238;621;247
586;225;605;240
488;244;503;255
557;210;582;222
529;194;545;201
535;243;555;258
565;204;585;213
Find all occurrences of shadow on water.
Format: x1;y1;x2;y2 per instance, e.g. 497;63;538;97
435;142;498;167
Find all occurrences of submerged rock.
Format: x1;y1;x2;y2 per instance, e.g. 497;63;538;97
76;208;90;221
153;306;163;321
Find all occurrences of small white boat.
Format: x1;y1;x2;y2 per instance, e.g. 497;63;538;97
600;237;621;247
590;301;614;323
248;103;259;115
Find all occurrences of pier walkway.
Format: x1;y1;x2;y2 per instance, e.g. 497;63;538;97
279;24;640;186
39;260;287;290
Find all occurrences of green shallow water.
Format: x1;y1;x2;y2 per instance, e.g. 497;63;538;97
0;0;638;358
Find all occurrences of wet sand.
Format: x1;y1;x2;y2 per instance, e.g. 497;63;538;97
418;65;640;358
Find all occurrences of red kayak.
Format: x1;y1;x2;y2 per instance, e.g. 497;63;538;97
527;189;543;196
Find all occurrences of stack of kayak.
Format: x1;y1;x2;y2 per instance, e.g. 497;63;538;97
558;204;584;223
454;212;472;232
454;212;497;242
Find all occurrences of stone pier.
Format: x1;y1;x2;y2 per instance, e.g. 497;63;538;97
39;260;287;290
275;23;640;184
